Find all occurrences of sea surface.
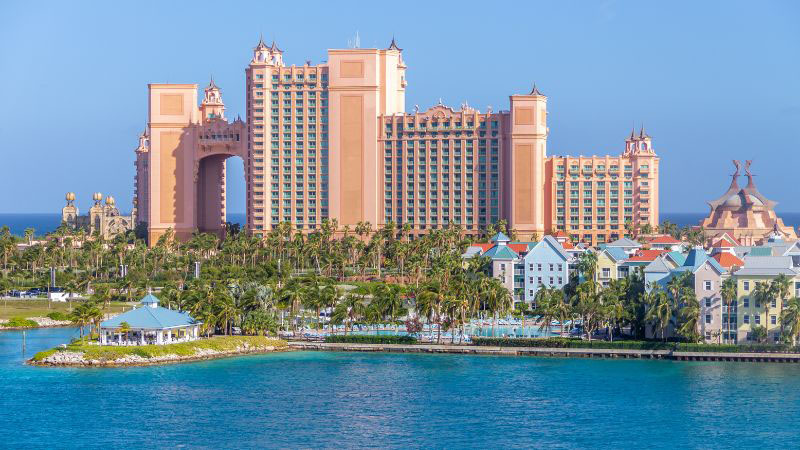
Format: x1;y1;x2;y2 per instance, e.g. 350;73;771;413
5;212;800;237
2;327;800;448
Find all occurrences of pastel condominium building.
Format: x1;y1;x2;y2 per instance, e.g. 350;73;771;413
134;37;658;245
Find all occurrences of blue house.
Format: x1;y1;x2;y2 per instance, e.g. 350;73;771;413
523;235;571;305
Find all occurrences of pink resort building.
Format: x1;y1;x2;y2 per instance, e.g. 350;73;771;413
134;38;659;246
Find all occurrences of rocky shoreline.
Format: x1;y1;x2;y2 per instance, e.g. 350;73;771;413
0;316;73;331
29;341;290;367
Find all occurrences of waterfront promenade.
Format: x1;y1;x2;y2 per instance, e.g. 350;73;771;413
290;341;800;363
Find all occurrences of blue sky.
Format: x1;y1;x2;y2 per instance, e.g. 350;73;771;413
1;0;798;215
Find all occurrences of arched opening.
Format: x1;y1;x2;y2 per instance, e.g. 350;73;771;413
196;154;246;237
225;156;246;229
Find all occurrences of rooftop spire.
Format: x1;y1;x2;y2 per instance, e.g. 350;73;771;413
207;75;217;89
387;36;402;51
529;83;543;96
255;33;267;49
270;40;283;53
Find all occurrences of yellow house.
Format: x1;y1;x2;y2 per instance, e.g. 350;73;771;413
732;256;800;343
595;247;627;286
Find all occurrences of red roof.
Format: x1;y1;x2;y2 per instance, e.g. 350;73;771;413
508;243;529;254
473;243;494;252
562;241;575;250
649;235;681;244
553;231;568;238
626;249;667;262
712;252;744;269
713;234;741;247
711;240;734;248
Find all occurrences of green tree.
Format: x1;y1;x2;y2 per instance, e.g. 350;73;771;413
780;297;800;345
720;278;737;344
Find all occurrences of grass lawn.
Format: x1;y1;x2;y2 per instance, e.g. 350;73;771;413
32;335;288;362
0;299;132;321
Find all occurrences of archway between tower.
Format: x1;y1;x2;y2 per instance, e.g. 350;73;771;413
196;154;246;238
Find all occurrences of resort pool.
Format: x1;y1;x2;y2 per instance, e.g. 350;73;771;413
2;327;800;447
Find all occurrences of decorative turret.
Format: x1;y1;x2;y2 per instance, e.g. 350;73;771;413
201;76;225;121
529;83;544;96
62;192;78;228
624;124;654;155
92;192;103;205
251;35;283;66
269;40;284;66
137;129;149;151
105;195;115;207
253;35;269;63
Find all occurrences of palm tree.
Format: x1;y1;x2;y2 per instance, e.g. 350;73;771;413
374;283;405;334
577;251;598;286
280;279;305;331
533;287;558;336
720;278;737;344
118;321;132;344
575;281;603;341
772;274;792;337
70;302;93;338
780;297;800;346
332;292;367;335
646;286;673;342
483;279;513;338
753;281;773;342
302;280;326;332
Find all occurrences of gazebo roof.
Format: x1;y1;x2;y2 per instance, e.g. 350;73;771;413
101;294;199;330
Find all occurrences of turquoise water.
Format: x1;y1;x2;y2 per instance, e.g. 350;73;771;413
2;327;800;448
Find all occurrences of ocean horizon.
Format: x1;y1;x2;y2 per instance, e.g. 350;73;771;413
2;212;800;237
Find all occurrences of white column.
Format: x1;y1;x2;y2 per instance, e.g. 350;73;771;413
167;329;172;343
140;331;145;345
156;330;163;345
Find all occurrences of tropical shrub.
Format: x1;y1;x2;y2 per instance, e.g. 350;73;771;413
472;337;800;353
47;311;70;321
325;335;417;344
1;317;39;328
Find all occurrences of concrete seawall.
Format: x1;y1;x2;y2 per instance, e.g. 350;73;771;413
289;342;800;363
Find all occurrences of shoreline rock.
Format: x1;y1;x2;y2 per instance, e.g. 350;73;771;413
29;343;289;368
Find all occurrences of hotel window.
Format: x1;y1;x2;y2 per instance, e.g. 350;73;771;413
743;298;749;308
705;315;711;324
743;281;750;291
705;298;711;307
755;315;761;325
744;314;750;324
771;315;777;325
704;281;712;291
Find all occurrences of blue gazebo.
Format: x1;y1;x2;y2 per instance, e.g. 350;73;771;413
99;294;201;346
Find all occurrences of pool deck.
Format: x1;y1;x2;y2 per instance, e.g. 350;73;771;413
289;342;800;363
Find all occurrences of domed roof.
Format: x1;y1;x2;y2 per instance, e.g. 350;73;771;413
722;191;763;208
